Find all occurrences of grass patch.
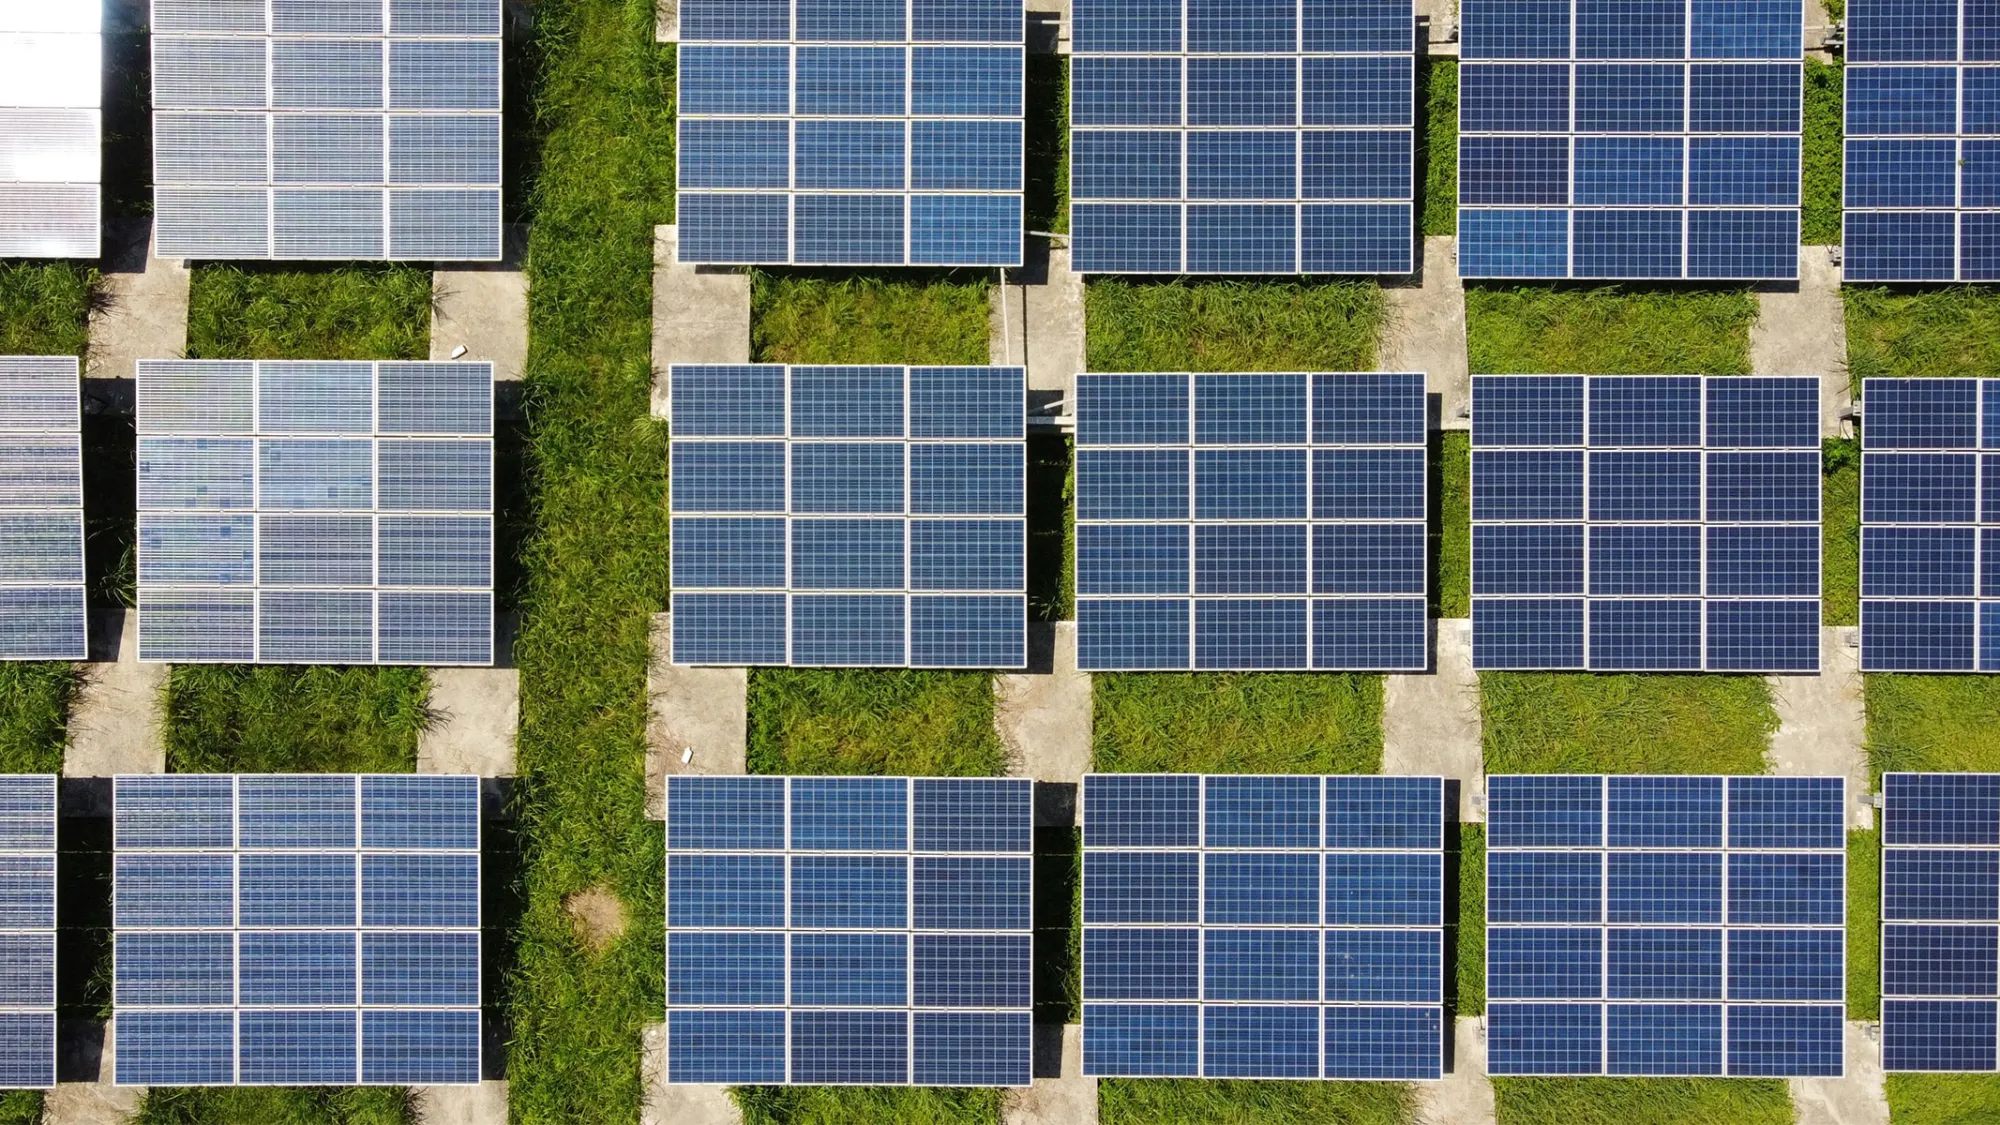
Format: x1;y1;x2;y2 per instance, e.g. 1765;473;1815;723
135;1088;413;1125
1084;279;1384;372
1803;60;1842;245
1466;286;1756;375
0;262;94;357
1865;675;2000;783
1421;58;1457;236
184;264;432;360
1850;828;1880;1020
1845;286;2000;388
1492;1078;1793;1125
746;670;1005;777
0;664;77;774
1885;1075;2000;1125
749;272;991;365
1824;437;1859;626
1437;431;1469;619
1481;674;1777;775
1099;1078;1414;1125
161;666;429;774
737;1087;1003;1125
1455;824;1485;1015
1092;673;1383;774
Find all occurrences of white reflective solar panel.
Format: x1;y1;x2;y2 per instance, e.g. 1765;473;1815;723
135;359;495;665
0;0;100;257
149;0;502;260
0;357;86;661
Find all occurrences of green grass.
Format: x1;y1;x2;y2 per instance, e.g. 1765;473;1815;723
1092;674;1383;774
1437;431;1469;619
749;272;992;365
184;264;433;359
737;1088;1003;1125
1824;437;1860;626
746;670;1005;777
1466;287;1757;375
1084;279;1384;372
1865;675;2000;784
1845;286;2000;388
1481;674;1778;775
505;0;676;1117
1099;1078;1414;1125
0;262;94;357
1455;824;1485;1015
1492;1078;1794;1125
1850;828;1880;1020
161;666;430;774
1026;55;1068;235
1803;60;1843;245
1886;1075;2000;1125
1421;58;1457;236
0;664;77;774
135;1088;414;1125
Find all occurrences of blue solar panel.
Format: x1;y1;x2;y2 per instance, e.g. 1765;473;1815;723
1081;773;1445;1080
0;778;54;1089
664;776;1033;1086
112;773;480;1086
1458;0;1803;279
1487;774;1846;1077
677;0;1023;266
1472;375;1821;671
1075;372;1427;671
1883;773;2000;1071
670;365;1026;668
1070;0;1416;274
0;359;86;661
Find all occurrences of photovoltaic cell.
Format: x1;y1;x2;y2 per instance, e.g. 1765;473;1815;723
1882;772;2000;1071
664;775;1032;1086
1081;773;1445;1080
135;360;495;665
1069;0;1417;274
1487;774;1846;1077
1470;375;1822;672
0;777;55;1089
0;358;85;661
668;364;1027;668
0;0;100;257
112;774;480;1086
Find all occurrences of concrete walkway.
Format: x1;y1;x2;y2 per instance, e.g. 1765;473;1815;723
1382;620;1484;822
46;1017;140;1125
997;622;1092;790
413;1083;509;1125
1790;1022;1891;1125
87;220;188;381
64;611;164;814
651;226;752;419
1416;1018;1496;1125
1381;236;1470;429
990;246;1085;394
1751;249;1851;437
646;613;749;818
1005;1024;1096;1125
643;1023;743;1125
1768;627;1872;827
432;226;529;382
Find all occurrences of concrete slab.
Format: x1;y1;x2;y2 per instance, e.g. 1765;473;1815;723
1415;1;1458;44
1381;237;1471;429
996;622;1092;791
1382;619;1483;823
1005;1024;1096;1125
412;1083;510;1125
1790;1022;1890;1125
1752;249;1850;437
86;220;189;382
990;247;1086;393
432;227;528;381
65;611;164;816
646;613;749;819
652;226;752;419
47;1017;142;1125
1768;627;1872;828
1414;1018;1496;1125
656;0;677;41
417;667;519;778
643;1023;742;1125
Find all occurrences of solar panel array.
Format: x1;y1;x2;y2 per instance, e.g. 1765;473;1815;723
1843;0;2000;280
113;774;481;1086
0;777;56;1089
1470;375;1822;672
1068;0;1416;275
0;0;99;257
1080;774;1445;1081
135;360;495;665
1456;0;1803;279
1074;372;1428;671
1486;774;1846;1077
1858;378;2000;671
668;364;1026;668
1881;772;2000;1071
664;776;1033;1086
0;358;86;661
675;0;1024;267
150;0;503;261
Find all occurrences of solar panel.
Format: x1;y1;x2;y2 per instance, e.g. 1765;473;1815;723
668;364;1027;668
664;776;1033;1086
1073;372;1428;671
1855;378;2000;671
1842;0;2000;280
0;358;86;661
1080;774;1445;1080
1881;772;2000;1071
1456;0;1803;279
135;360;495;665
675;0;1024;266
1067;0;1416;274
1469;375;1822;671
1486;774;1846;1077
0;777;57;1089
112;774;481;1086
149;0;503;261
0;0;99;257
